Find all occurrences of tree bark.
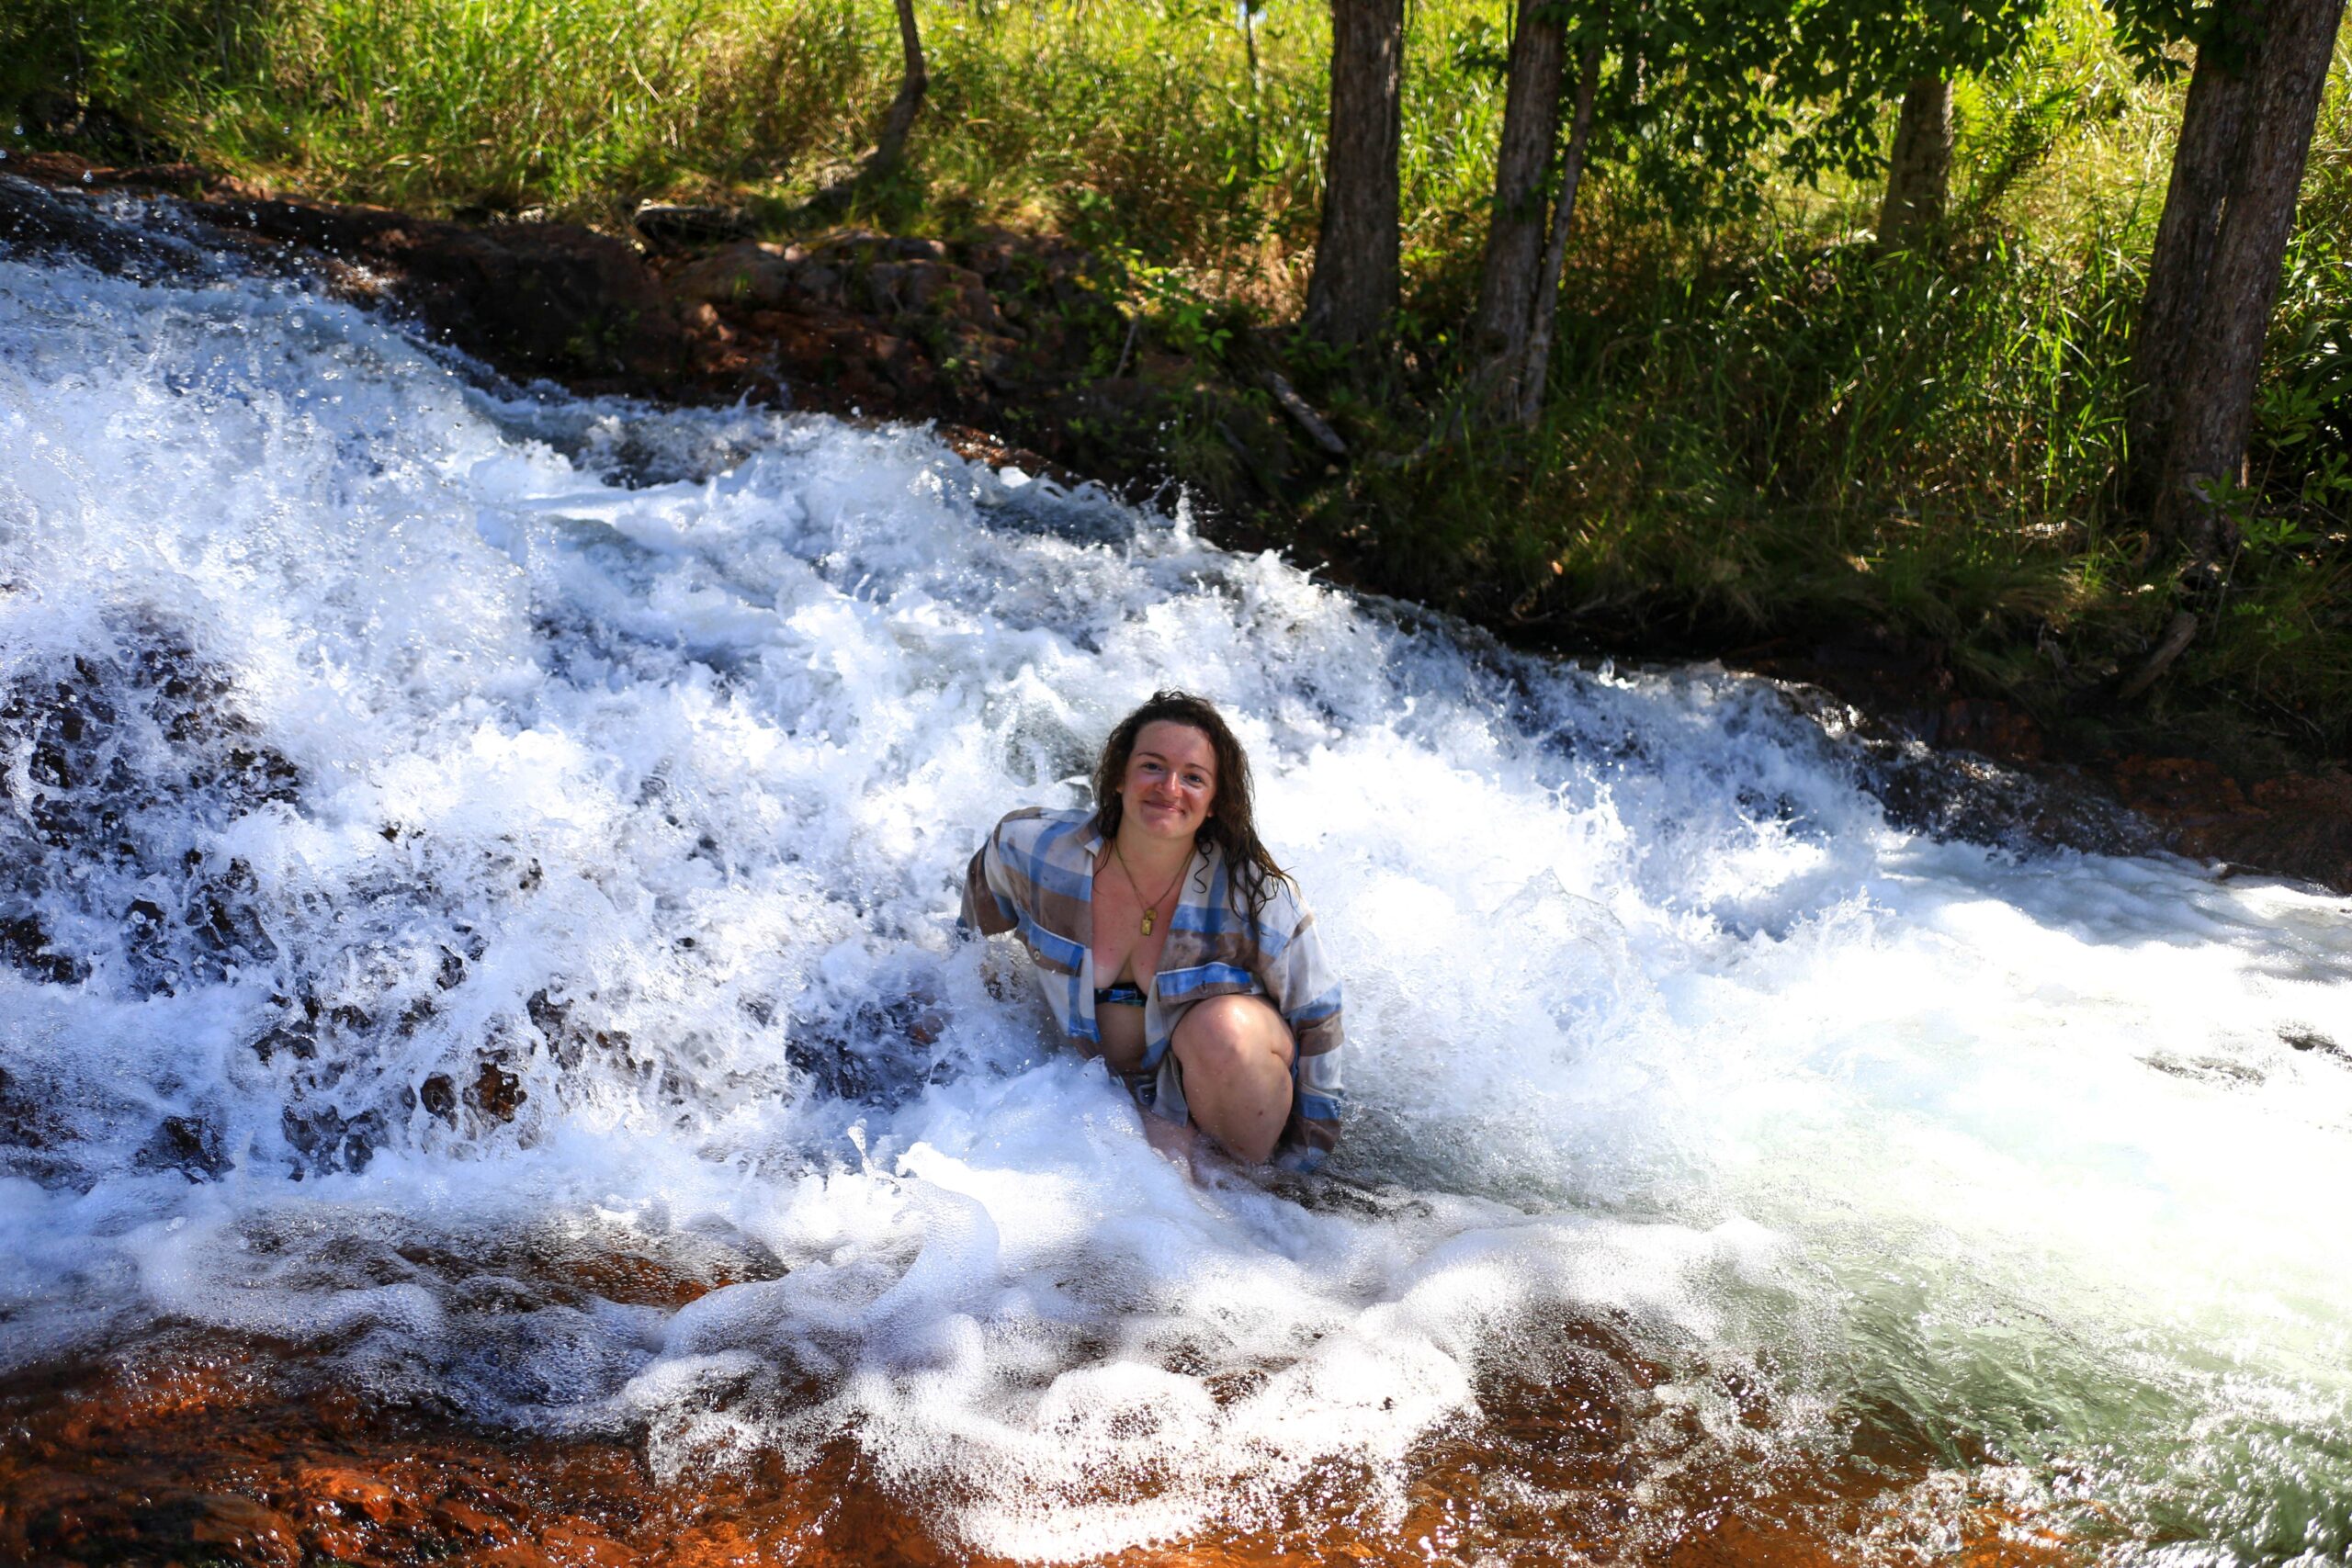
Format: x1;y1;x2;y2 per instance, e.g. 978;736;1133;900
2121;36;2256;517
1468;0;1567;398
1516;42;1603;426
1877;76;1952;250
1302;0;1406;349
863;0;930;186
2143;0;2346;559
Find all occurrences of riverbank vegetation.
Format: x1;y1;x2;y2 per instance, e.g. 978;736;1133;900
6;0;2348;766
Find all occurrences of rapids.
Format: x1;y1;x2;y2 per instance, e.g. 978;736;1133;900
3;213;2351;1565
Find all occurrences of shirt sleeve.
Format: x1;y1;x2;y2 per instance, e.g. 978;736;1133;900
958;817;1022;937
1264;897;1344;1172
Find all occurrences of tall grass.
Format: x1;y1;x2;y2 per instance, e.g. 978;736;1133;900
4;0;895;218
1;0;1521;286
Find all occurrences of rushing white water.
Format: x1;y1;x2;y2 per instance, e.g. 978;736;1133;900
3;226;2351;1564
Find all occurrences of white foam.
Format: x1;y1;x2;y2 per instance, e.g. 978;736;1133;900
3;236;2350;1562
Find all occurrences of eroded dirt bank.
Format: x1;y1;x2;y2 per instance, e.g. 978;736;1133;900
2;152;2344;891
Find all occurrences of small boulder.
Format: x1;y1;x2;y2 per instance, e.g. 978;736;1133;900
632;201;751;247
792;262;845;309
904;261;998;328
671;242;798;311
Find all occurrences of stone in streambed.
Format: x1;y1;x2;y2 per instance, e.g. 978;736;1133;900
184;1492;303;1567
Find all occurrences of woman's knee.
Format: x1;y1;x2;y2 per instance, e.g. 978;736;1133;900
1173;994;1294;1073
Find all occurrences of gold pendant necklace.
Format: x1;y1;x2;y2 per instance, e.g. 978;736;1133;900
1114;840;1185;937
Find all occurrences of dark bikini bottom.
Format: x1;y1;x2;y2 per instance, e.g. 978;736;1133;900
1095;981;1148;1008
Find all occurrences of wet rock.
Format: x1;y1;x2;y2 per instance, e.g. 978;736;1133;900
0;171;200;277
0;1064;64;1155
2143;1053;2265;1086
135;1115;231;1181
0;914;88;986
294;1464;403;1525
1860;745;2160;860
0;1317;2087;1568
539;1522;642;1564
1931;695;2045;762
467;1061;527;1122
429;1495;512;1540
1;619;302;996
253;1018;319;1064
283;1104;383;1175
2282;1028;2346;1062
419;1073;458;1121
784;998;943;1108
2111;755;2244;823
181;1491;302;1567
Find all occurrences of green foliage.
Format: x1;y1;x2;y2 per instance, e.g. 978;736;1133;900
1;0;889;218
1104;248;1240;359
1311;27;2352;750
1480;0;2054;231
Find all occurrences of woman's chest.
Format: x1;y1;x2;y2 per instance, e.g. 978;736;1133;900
1090;868;1171;984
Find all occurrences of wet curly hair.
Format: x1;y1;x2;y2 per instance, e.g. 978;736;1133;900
1091;691;1289;925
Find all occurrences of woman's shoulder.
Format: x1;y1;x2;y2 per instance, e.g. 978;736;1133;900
1255;868;1314;931
989;805;1096;857
1213;849;1312;934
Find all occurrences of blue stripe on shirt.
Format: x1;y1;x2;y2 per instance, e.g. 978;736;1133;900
1286;985;1342;1022
1018;913;1087;973
1157;962;1257;998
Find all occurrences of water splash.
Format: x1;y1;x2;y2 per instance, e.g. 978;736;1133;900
3;225;2350;1563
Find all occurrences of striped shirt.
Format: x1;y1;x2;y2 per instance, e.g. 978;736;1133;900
961;807;1344;1170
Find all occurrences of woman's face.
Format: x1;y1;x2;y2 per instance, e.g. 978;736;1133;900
1117;720;1217;842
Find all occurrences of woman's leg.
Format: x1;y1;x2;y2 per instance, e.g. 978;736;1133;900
1170;995;1295;1165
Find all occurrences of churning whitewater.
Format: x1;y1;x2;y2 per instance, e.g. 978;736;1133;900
4;236;2351;1564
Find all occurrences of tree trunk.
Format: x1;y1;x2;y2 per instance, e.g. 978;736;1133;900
862;0;930;185
2121;38;2256;517
2142;0;2346;559
1467;0;1567;398
1302;0;1406;349
1516;43;1603;427
1877;76;1952;250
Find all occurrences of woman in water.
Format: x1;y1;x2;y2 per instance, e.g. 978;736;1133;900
962;691;1343;1169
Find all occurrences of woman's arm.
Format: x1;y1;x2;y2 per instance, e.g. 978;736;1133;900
959;817;1024;937
1264;898;1344;1169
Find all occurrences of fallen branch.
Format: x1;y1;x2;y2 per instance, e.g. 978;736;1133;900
2114;610;2199;704
1111;311;1140;379
1262;369;1348;457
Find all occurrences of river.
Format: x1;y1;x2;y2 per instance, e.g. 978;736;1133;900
3;206;2350;1565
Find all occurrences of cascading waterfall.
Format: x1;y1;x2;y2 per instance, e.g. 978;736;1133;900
3;213;2350;1564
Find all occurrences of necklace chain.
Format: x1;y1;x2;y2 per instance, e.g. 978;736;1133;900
1113;840;1186;936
